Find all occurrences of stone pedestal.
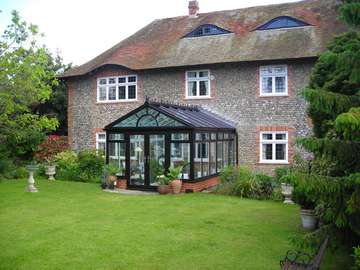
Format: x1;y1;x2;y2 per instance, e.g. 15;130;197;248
27;171;38;193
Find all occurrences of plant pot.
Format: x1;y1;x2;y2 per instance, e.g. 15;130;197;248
170;179;182;194
281;183;294;204
100;183;108;189
158;184;170;195
45;165;56;180
116;179;127;189
300;209;317;230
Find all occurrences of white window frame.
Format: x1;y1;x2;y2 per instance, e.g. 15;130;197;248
259;131;288;164
96;132;106;154
97;75;137;103
185;70;211;99
259;65;288;97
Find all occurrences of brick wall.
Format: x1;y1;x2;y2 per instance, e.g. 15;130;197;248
181;176;220;192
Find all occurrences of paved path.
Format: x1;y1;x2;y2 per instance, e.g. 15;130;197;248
103;189;159;196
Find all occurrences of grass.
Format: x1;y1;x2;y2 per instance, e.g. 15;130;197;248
0;179;352;270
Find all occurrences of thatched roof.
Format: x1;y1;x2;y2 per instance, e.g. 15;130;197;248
60;0;347;78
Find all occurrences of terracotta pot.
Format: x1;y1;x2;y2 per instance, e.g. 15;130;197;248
300;209;317;230
116;179;127;189
170;179;182;194
158;184;170;195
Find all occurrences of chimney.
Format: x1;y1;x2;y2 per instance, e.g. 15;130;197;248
188;1;199;18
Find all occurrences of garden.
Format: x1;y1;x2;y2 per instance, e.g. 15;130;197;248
0;1;360;269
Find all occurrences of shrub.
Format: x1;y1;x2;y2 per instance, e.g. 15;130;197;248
34;135;68;164
55;150;80;181
77;150;105;182
216;166;275;200
353;246;360;270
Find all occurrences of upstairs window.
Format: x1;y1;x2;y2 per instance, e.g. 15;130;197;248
185;24;231;38
260;132;288;163
97;75;137;102
186;70;210;98
260;65;288;96
256;16;310;31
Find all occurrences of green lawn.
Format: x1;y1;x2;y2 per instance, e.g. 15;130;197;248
0;179;351;270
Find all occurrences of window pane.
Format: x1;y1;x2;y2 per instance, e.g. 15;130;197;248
171;143;190;180
171;133;189;141
99;86;106;101
210;142;216;174
211;133;217;140
109;142;126;176
199;81;209;96
99;79;107;85
276;144;286;160
262;143;273;160
109;86;116;100
188;81;197;96
108;78;116;84
199;71;208;77
109;133;124;141
217;141;223;172
128;76;136;83
118;86;126;99
218;133;224;140
196;133;209;141
223;141;229;167
229;140;235;166
276;133;286;140
194;143;202;179
187;71;197;78
261;77;273;93
275;76;286;93
262;133;273;140
128;85;136;99
224;133;229;139
97;133;106;140
97;142;106;155
202;142;209;177
118;77;126;83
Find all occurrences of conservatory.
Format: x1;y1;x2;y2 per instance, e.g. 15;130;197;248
104;100;237;191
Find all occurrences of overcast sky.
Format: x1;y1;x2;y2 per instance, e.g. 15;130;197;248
1;0;300;66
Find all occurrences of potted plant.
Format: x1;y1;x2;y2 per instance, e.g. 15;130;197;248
168;165;183;194
156;174;171;194
293;179;317;230
280;174;295;204
105;164;120;190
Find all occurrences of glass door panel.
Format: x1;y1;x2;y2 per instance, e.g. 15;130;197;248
149;134;165;186
130;135;145;186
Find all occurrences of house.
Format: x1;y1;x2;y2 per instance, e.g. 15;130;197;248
59;0;347;191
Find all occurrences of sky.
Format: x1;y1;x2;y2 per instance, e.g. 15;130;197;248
0;0;300;66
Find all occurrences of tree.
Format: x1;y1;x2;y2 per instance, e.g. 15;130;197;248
296;0;360;253
0;10;58;162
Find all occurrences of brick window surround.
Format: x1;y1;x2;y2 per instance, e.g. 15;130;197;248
256;65;294;98
255;126;295;165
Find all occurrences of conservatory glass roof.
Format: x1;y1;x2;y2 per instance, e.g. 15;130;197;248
105;100;236;130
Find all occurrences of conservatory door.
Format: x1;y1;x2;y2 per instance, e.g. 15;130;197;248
129;134;165;188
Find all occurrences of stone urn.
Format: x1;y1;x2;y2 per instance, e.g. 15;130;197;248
158;184;170;195
281;183;294;204
26;164;38;192
170;179;182;194
45;165;56;180
300;209;317;230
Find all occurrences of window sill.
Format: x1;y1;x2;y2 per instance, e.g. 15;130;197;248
185;96;213;100
258;94;289;98
96;100;138;104
258;161;289;165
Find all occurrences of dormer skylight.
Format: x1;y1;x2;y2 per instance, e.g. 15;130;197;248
256;16;310;31
184;24;231;38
